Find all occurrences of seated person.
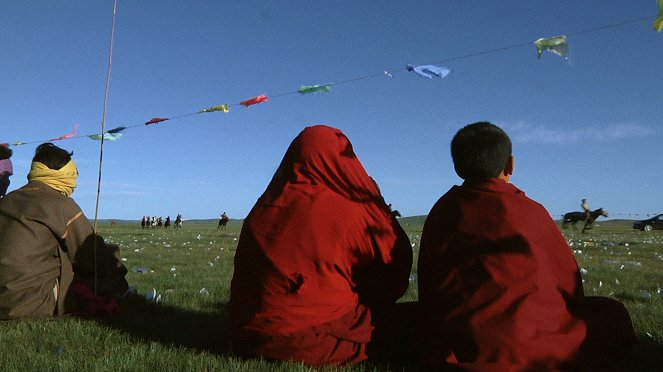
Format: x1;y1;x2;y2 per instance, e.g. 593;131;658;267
0;143;129;319
229;125;412;366
0;144;12;197
417;122;635;370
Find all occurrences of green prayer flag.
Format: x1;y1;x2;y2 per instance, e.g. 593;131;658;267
534;35;568;59
654;0;663;32
298;84;333;94
200;104;229;113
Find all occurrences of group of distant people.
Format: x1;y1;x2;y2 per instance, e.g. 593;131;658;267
0;123;636;370
140;214;183;229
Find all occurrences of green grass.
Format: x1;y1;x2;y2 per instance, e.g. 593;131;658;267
1;218;662;371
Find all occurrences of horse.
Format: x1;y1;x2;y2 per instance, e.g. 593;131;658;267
562;208;608;233
218;214;229;229
174;214;183;229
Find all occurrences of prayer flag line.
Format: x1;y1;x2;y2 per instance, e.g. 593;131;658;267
3;12;657;148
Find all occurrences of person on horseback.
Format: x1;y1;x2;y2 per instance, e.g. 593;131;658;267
581;198;591;221
218;212;229;229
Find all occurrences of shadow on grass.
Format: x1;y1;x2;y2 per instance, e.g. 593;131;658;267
88;296;663;371
624;336;663;371
94;296;230;356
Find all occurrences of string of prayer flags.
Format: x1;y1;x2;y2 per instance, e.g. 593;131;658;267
655;0;663;32
200;104;230;113
534;35;568;59
50;123;80;141
240;95;268;107
298;84;333;94
406;64;451;79
145;117;169;125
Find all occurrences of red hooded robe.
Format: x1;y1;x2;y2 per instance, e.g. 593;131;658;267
418;178;635;370
229;125;412;365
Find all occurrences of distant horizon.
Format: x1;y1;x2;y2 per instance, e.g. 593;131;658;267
96;214;660;223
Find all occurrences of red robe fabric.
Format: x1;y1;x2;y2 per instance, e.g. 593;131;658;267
229;125;412;365
418;178;635;370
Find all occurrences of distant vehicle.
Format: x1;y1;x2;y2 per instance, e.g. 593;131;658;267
633;214;663;232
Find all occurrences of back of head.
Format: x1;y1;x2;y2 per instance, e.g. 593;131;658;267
451;121;512;182
0;144;12;160
32;143;73;170
266;124;379;202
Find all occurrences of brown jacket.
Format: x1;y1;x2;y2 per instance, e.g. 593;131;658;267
0;181;128;319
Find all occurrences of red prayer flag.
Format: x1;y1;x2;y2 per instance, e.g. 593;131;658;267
145;117;169;125
240;95;268;107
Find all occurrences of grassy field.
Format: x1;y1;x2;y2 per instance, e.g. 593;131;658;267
1;218;662;371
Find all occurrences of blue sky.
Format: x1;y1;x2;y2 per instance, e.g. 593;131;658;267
1;1;661;221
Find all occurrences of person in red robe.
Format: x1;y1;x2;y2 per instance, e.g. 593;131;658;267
229;124;412;366
418;122;635;370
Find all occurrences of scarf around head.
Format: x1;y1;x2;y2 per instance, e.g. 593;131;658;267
27;159;78;197
256;124;396;255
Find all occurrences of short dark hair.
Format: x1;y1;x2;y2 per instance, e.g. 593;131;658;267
32;143;73;170
0;145;12;160
450;121;512;181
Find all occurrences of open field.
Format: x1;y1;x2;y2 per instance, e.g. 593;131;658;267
1;218;662;371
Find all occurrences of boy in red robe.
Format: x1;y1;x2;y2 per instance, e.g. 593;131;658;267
418;122;635;370
229;125;412;366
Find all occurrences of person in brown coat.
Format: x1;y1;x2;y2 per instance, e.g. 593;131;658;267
0;143;128;319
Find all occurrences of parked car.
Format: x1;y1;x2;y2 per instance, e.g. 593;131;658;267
633;214;663;232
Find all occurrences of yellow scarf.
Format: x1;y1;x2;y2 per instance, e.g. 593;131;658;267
27;160;78;197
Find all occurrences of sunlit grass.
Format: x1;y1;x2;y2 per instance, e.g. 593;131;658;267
0;218;661;370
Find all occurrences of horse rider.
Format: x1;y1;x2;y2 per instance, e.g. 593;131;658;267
581;199;590;221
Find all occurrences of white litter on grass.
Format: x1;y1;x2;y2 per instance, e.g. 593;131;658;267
640;290;652;300
199;288;209;295
615;279;620;285
197;234;201;240
599;281;603;288
580;268;588;275
121;258;127;262
146;288;158;303
170;266;176;272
